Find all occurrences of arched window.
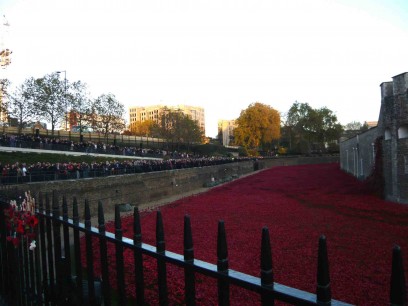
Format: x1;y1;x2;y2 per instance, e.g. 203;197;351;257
385;128;391;140
398;125;408;139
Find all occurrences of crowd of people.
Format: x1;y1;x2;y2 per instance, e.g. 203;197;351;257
0;157;249;185
0;133;252;185
0;133;179;158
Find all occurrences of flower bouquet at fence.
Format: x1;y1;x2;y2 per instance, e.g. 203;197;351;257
3;191;38;249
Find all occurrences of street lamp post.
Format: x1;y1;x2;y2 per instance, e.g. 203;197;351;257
79;104;83;143
56;70;67;130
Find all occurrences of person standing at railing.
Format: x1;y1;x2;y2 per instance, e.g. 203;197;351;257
82;162;90;178
21;163;27;183
0;163;6;184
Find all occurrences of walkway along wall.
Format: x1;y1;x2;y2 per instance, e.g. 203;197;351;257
4;156;338;216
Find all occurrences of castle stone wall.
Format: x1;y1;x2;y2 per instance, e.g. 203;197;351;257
340;72;408;204
339;127;378;179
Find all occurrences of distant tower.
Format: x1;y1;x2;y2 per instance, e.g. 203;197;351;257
0;14;11;123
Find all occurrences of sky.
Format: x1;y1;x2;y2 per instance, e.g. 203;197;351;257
0;0;407;137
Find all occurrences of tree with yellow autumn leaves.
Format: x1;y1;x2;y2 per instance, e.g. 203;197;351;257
130;119;155;136
233;102;280;154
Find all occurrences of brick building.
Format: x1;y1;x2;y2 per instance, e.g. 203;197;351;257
340;72;408;204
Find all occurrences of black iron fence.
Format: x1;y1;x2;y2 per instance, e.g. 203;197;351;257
0;193;406;305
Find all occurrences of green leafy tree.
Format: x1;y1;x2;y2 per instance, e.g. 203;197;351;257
85;93;125;136
234;102;280;153
29;72;67;134
68;80;90;132
0;79;10;118
154;108;204;145
178;114;204;144
344;121;363;131
361;122;369;132
7;79;36;132
284;102;314;152
284;101;343;154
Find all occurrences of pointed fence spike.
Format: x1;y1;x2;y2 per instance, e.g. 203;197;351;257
317;235;331;304
155;211;168;304
84;200;96;305
115;204;122;239
62;196;68;221
156;210;165;253
38;192;44;211
114;204;125;304
73;197;79;225
217;220;229;305
52;190;59;214
184;215;196;305
390;245;407;305
133;205;145;304
45;193;51;214
84;200;91;229
261;227;274;306
261;227;273;286
184;215;194;262
133;206;142;246
217;220;228;272
97;200;110;303
52;190;59;216
98;201;105;233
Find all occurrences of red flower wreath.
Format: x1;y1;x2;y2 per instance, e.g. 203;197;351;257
4;191;38;249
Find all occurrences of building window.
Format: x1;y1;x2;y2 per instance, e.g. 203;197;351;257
385;129;391;140
398;125;408;139
405;156;408;174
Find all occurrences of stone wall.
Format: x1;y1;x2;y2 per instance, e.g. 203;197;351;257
256;155;339;170
340;72;408;204
6;156;338;217
383;73;408;203
339;127;379;179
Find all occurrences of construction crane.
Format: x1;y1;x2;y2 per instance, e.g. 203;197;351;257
0;14;11;124
0;14;12;69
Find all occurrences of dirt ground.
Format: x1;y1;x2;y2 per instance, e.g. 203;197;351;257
98;170;261;223
137;187;210;211
133;169;260;212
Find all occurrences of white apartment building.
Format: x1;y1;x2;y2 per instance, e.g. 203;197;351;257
129;104;205;133
218;119;237;147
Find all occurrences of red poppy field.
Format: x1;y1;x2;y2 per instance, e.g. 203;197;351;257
87;163;408;305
